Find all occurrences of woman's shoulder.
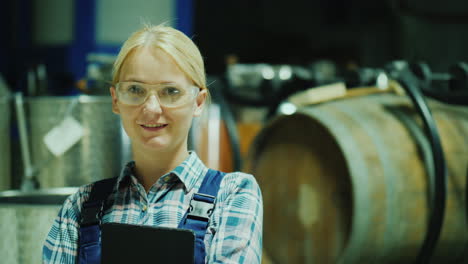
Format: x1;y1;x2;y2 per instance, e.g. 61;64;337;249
59;182;96;214
65;177;120;206
54;177;121;225
218;171;262;199
221;171;258;187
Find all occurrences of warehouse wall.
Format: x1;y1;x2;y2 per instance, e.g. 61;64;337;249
0;0;177;93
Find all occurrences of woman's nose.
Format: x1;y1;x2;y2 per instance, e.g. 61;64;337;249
142;94;162;113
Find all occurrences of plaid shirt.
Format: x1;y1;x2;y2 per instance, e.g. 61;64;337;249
43;152;263;263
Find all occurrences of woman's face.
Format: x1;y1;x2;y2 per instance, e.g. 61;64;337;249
110;46;206;153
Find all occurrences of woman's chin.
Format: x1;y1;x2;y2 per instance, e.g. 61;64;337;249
136;136;169;151
131;133;187;153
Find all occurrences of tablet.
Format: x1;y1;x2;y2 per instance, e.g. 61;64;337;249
101;222;195;264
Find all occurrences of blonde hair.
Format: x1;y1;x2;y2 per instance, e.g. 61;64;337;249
112;23;207;94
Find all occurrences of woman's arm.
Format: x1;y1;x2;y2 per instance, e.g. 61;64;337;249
43;188;88;264
207;172;263;263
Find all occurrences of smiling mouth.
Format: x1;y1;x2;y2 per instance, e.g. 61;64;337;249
140;124;168;131
141;124;167;128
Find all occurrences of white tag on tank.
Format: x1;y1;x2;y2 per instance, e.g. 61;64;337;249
43;116;84;156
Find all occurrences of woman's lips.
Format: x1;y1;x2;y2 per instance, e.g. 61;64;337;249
140;124;168;131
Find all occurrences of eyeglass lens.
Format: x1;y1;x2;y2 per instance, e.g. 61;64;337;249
116;82;197;107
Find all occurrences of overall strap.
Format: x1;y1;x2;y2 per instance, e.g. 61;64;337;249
78;177;118;264
178;169;226;264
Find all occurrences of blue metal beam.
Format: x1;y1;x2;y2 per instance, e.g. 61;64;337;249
176;0;194;36
68;0;96;80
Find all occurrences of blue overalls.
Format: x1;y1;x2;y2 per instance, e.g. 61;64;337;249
78;169;225;264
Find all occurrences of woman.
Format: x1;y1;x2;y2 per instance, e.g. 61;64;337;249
43;24;263;263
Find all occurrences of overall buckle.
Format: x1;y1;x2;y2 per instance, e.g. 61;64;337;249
187;193;216;221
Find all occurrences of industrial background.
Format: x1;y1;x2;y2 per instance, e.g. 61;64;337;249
0;0;467;263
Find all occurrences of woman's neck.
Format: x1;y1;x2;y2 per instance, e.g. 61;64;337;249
131;144;189;192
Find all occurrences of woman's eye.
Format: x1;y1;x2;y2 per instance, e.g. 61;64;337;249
162;87;181;96
127;85;145;94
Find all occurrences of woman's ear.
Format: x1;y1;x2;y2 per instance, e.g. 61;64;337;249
110;87;120;114
193;89;207;117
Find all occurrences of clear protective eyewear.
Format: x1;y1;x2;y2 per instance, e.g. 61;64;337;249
115;82;200;107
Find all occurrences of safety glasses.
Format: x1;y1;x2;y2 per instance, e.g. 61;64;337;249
115;82;200;108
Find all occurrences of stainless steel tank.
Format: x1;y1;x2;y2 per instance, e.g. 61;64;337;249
26;95;126;188
0;95;11;191
0;188;76;264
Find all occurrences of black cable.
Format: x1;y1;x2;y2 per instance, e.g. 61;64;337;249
208;77;243;172
396;69;448;264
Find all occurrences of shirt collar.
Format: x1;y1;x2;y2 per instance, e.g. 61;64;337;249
116;151;207;193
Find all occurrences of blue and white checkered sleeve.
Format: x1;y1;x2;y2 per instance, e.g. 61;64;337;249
43;186;90;264
207;172;263;264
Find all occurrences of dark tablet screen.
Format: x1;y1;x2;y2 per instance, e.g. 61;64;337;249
101;222;195;264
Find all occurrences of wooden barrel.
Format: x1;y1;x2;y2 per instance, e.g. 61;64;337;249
246;93;468;264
